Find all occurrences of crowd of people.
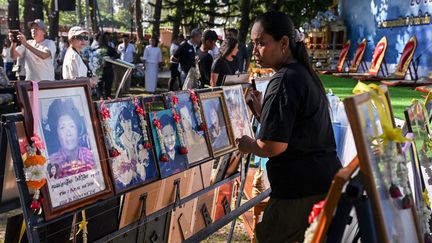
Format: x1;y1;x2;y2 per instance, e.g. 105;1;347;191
2;19;250;98
1;12;342;243
169;28;249;90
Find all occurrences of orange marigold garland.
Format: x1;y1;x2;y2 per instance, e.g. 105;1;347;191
25;81;48;211
133;97;152;149
189;90;207;131
153;113;169;162
23;136;47;211
99;100;121;158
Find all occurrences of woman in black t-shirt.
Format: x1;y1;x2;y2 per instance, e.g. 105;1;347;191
237;11;342;243
210;37;239;86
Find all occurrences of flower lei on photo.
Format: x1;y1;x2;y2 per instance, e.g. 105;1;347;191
22;81;47;212
189;90;207;131
303;200;325;243
169;94;188;154
133;96;152;149
99;100;121;158
410;99;432;238
353;82;413;206
153;113;169;162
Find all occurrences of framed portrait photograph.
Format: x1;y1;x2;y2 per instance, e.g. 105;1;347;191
16;79;113;220
199;90;235;157
344;92;422;242
164;91;212;166
149;109;188;178
223;85;254;139
96;98;159;193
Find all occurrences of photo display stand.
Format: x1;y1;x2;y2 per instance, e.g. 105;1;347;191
343;91;422;242
104;58;135;99
0;84;272;243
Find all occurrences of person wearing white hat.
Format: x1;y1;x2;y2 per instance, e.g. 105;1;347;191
62;26;90;80
10;19;57;81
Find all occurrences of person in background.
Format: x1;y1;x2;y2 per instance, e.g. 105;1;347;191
10;19;56;81
197;30;218;87
15;57;25;80
2;39;14;80
55;38;69;80
91;32;100;49
227;28;249;72
117;34;135;91
142;37;163;93
209;35;221;58
62;26;90;80
168;34;184;91
97;33;119;99
210;37;239;86
171;28;202;88
58;36;67;54
117;34;136;64
236;11;342;242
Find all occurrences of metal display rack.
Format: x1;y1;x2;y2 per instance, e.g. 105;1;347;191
0;111;270;242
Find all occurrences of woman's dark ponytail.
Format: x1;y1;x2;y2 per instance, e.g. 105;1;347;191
255;11;327;98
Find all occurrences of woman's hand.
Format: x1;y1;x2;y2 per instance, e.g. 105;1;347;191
246;90;262;120
236;135;255;153
236;135;288;157
89;76;100;88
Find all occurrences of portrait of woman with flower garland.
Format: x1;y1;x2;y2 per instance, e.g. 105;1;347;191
102;101;158;191
165;91;211;165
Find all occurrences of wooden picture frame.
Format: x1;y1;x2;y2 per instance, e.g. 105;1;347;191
163;91;213;166
15;79;113;220
198;90;236;157
312;157;359;242
401;133;424;209
344;92;422;242
95;97;159;193
223;85;254;139
404;102;432;207
149;109;188;178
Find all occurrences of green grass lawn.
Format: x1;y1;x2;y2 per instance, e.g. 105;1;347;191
319;74;425;119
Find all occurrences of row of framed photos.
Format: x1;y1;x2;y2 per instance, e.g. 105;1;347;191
14;78;257;220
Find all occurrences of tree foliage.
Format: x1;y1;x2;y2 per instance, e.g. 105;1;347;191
5;0;334;40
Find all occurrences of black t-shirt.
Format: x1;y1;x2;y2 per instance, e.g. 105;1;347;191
258;63;342;199
211;57;239;86
173;41;196;73
235;42;248;72
196;49;213;87
102;46;119;79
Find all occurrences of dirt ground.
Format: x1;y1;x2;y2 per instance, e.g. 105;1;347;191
0;209;250;243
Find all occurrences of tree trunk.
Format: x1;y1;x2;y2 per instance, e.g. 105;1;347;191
171;0;184;41
135;0;144;42
24;0;44;37
152;0;162;38
208;0;217;27
49;0;59;40
89;0;99;33
238;0;251;44
7;0;19;30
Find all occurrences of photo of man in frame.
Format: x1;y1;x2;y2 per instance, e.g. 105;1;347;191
150;109;188;178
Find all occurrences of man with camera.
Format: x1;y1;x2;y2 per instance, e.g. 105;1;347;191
9;19;56;81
